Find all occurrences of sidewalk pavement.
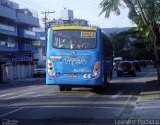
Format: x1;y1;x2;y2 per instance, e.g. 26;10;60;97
0;77;45;84
132;80;160;119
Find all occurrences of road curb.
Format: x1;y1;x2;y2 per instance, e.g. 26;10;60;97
0;78;45;85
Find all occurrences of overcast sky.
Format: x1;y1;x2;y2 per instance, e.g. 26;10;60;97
11;0;135;28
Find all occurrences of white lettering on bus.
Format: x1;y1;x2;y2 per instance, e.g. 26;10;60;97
61;58;87;66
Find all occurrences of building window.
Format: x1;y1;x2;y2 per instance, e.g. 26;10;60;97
0;41;7;47
0;40;17;48
0;24;15;32
8;41;16;47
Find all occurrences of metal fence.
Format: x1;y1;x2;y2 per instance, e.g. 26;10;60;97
1;63;35;82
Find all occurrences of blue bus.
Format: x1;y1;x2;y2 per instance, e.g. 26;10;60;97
46;26;113;91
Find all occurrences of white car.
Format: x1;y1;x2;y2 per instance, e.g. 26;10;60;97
33;65;46;77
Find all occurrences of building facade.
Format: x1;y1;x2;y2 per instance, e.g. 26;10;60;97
0;0;42;63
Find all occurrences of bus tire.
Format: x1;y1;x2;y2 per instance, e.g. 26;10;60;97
66;86;72;91
59;85;65;91
105;73;110;86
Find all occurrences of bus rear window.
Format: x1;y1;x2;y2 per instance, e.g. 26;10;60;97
52;30;96;49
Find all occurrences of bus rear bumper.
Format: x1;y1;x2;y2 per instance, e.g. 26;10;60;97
46;78;102;86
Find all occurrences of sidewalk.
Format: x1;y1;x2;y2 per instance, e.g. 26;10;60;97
132;80;160;119
0;77;45;84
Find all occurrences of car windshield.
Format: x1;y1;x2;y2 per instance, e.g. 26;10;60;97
52;30;96;49
119;62;132;68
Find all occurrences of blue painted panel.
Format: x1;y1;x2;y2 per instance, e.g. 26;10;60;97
0;5;16;21
17;13;39;27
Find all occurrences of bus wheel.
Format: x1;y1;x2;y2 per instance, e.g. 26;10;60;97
66;87;72;91
104;74;109;88
102;83;109;90
59;85;65;91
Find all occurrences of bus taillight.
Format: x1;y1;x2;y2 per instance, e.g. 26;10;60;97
48;60;54;76
92;61;101;78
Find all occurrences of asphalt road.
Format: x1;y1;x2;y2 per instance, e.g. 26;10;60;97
0;66;158;125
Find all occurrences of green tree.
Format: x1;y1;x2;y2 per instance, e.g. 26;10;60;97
100;0;160;80
127;27;154;60
109;31;131;60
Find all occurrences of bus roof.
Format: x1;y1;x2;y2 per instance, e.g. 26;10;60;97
52;26;97;31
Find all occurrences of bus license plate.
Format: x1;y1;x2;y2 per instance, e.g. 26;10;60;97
69;74;78;78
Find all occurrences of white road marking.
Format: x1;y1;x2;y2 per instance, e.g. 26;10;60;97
0;107;23;118
136;106;160;109
18;105;123;110
111;91;123;99
0;93;14;98
0;86;43;96
117;93;133;118
86;93;95;98
3;92;35;100
123;93;132;108
31;91;53;98
28;85;38;88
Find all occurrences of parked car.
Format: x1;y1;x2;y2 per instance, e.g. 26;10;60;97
146;60;153;65
117;61;136;77
113;61;121;71
33;65;46;77
132;61;141;72
139;60;147;67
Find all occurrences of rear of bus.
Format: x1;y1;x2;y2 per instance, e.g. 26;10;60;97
46;26;103;90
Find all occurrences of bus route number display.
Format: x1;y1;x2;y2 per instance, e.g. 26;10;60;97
81;31;96;38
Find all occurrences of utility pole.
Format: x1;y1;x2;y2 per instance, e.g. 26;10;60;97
41;11;55;54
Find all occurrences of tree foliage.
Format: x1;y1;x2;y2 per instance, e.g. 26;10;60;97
109;31;132;59
100;0;160;79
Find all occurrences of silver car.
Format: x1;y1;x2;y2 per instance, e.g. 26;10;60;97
33;65;46;77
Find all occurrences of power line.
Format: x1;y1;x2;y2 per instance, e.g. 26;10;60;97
41;11;55;36
41;11;55;53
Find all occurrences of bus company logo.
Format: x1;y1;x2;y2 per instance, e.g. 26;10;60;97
61;58;87;66
70;51;77;58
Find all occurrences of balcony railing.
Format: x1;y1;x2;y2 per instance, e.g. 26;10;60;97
24;30;36;36
0;24;15;32
0;40;17;48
